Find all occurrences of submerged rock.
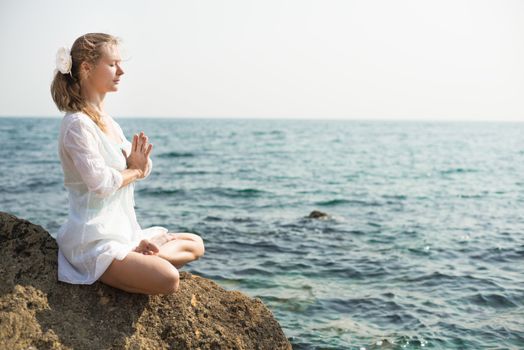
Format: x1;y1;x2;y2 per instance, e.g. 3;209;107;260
307;210;329;219
0;212;291;350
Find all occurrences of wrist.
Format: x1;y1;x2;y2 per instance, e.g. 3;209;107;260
133;168;144;180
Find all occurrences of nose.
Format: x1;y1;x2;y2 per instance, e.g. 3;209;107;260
117;63;124;76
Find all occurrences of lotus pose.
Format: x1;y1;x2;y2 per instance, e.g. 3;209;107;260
50;33;204;294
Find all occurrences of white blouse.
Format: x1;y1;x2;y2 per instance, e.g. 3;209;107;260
55;111;168;284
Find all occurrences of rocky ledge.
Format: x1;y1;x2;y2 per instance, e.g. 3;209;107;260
0;212;291;350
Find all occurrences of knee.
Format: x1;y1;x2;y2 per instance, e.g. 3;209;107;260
194;236;205;259
160;267;180;294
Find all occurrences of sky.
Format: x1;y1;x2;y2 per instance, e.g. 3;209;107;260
0;0;523;120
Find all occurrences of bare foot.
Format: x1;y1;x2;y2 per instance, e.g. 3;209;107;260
133;239;160;255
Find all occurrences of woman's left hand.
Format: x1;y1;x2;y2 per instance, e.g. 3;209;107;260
133;239;160;255
133;233;177;255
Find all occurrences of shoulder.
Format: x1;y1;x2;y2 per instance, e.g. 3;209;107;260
61;112;100;144
63;111;96;131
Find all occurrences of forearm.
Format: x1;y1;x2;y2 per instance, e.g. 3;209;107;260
119;168;144;189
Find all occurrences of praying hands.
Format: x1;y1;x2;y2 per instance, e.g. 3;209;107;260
122;131;152;178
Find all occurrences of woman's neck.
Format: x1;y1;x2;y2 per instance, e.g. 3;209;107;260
81;87;106;116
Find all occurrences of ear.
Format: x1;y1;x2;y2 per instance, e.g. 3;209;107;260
80;61;92;79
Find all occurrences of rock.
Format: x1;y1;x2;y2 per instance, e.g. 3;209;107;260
307;210;329;219
0;212;291;350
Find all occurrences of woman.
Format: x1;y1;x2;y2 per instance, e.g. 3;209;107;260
50;33;204;295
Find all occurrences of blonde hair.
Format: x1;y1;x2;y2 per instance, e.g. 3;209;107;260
50;33;122;132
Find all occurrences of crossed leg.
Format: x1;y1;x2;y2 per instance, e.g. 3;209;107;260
157;232;205;269
99;252;180;294
99;232;205;295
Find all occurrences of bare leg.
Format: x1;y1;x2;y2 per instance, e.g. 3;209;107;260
157;232;205;269
99;251;179;295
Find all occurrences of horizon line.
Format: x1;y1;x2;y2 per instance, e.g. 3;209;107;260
1;115;524;123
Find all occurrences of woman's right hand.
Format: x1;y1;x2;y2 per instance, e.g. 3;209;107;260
122;131;153;178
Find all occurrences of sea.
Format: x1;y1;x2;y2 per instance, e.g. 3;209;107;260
1;116;523;349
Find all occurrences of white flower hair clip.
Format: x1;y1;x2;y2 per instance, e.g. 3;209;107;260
55;46;73;76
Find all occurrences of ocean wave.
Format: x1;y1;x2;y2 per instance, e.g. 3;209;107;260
305;266;363;279
16;178;62;193
173;170;210;175
402;271;504;292
439;167;479;175
404;271;460;285
32;159;60;165
158;151;196;158
471;246;524;263
215;239;288;254
203;215;222;222
200;187;270;199
260;260;313;272
312;297;404;316
382;194;407;200
315;198;382;207
252;130;285;136
235;267;274;277
135;187;186;197
462;292;519;308
231;216;254;223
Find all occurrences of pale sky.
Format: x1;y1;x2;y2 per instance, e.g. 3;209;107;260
0;0;523;120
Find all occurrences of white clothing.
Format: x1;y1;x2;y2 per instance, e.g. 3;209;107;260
55;111;168;284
